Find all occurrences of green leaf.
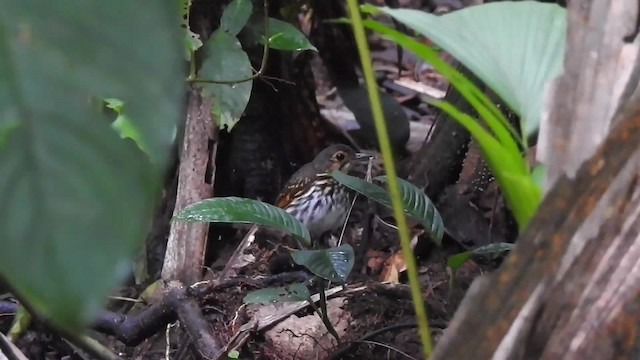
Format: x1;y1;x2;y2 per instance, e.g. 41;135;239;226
375;176;444;245
243;283;310;304
0;0;182;330
105;98;149;154
221;0;253;36
291;245;355;282
200;30;253;131
261;18;317;51
175;197;311;246
447;242;515;271
227;350;241;359
331;171;444;246
368;2;566;137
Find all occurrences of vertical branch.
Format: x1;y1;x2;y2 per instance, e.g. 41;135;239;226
161;88;217;285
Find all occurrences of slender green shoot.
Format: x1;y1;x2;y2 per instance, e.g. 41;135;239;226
345;0;433;357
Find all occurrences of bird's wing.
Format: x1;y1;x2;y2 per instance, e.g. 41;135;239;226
275;164;316;208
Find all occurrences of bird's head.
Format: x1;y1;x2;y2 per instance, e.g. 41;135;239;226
313;144;370;173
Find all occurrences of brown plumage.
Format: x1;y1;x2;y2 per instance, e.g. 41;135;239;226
276;144;363;239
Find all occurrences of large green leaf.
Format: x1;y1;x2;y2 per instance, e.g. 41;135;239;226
291;245;355;282
0;0;182;330
175;197;311;246
367;2;566;137
243;283;310;304
331;171;444;246
200;30;253;131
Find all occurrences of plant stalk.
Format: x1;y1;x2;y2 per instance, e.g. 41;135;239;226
345;1;433;357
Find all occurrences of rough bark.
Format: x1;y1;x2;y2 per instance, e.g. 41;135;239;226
433;98;640;360
161;89;217;285
434;0;640;358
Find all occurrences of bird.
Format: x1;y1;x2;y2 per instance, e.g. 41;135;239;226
275;144;369;243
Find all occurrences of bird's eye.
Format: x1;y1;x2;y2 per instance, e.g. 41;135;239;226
335;152;345;161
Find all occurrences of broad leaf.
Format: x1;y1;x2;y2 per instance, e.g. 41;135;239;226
447;242;515;271
366;2;566;137
0;0;182;330
331;171;444;246
262;18;317;51
176;197;311;246
243;283;310;304
220;0;252;36
291;245;355;282
200;30;253;131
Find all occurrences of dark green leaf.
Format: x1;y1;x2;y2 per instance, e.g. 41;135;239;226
447;242;515;271
375;176;444;245
472;242;515;256
175;197;311;246
221;0;253;36
0;0;182;330
243;283;310;304
260;18;317;51
291;245;355;282
331;171;444;246
200;30;252;131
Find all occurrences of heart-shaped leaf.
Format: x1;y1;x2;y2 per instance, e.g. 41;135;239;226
243;283;310;304
331;171;444;246
200;30;253;131
175;197;311;246
291;245;355;282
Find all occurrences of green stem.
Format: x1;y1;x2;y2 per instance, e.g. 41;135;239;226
345;1;433;357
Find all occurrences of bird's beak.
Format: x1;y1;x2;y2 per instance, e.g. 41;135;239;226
354;152;373;162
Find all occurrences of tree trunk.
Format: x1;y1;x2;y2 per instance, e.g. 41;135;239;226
433;0;640;358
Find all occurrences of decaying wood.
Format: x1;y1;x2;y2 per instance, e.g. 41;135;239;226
434;0;640;358
161;88;217;285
